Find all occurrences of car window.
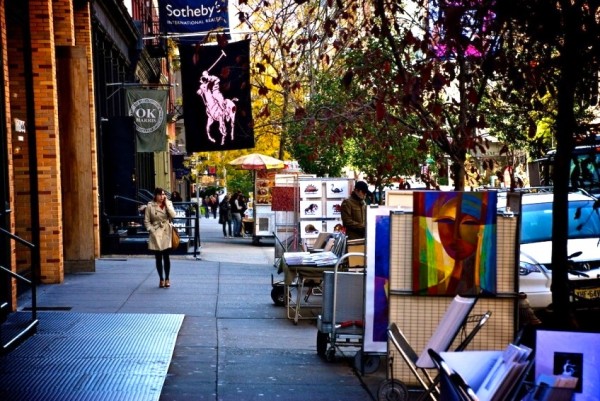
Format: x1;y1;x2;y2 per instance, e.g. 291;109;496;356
521;200;600;243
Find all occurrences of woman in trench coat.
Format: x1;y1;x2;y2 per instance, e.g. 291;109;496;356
144;187;177;288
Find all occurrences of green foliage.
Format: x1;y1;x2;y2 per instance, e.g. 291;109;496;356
226;170;254;196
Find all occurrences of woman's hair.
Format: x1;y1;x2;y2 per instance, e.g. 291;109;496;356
153;187;165;196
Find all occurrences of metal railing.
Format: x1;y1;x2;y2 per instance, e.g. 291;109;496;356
106;200;201;258
0;226;39;354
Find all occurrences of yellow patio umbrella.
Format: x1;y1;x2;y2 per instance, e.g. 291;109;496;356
228;153;285;170
228;153;285;242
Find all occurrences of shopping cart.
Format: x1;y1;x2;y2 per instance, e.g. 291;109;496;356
316;252;370;367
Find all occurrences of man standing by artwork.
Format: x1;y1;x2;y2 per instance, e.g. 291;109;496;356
341;181;369;240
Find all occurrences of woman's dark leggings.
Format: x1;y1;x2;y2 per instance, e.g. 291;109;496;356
154;250;171;280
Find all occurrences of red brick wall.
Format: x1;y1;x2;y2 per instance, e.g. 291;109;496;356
7;4;33;279
52;0;74;47
28;0;63;283
74;2;100;258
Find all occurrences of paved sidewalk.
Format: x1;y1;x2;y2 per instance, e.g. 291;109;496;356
0;217;387;401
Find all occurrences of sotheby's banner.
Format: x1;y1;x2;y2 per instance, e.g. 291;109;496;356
179;40;254;152
159;0;229;34
126;89;168;152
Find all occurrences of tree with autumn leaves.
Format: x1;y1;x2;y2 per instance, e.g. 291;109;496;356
234;0;600;326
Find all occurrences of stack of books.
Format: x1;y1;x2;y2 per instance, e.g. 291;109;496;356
283;251;338;266
283;252;311;265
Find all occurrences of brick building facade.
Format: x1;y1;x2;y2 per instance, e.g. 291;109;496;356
0;0;168;316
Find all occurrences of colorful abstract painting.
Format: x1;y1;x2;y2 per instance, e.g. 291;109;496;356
412;191;497;295
364;207;394;353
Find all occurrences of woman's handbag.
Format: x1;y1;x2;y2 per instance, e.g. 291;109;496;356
171;226;181;249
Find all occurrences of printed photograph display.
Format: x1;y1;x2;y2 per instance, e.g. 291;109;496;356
300;200;322;218
300;180;322;198
326;220;345;234
255;178;272;205
412;191;497;295
536;330;600;400
300;220;322;238
326;200;343;218
326;181;347;199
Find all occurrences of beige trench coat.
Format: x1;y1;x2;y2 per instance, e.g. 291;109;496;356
144;200;177;251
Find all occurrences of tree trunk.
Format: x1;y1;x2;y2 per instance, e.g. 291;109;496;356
451;153;467;191
551;4;580;329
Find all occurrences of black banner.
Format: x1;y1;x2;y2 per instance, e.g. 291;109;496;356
179;40;254;152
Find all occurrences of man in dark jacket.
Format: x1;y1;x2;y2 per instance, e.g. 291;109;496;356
341;181;369;240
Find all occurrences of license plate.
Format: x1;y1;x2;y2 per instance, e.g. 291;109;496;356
574;287;600;300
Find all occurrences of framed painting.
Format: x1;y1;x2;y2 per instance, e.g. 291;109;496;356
536;330;600;399
300;200;322;218
326;200;343;218
326;220;345;234
364;207;394;353
326;180;348;199
412;191;497;296
300;180;322;199
300;220;322;238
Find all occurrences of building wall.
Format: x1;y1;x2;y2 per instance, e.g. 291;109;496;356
4;0;101;286
27;0;63;283
7;4;32;283
1;0;18;310
2;0;168;308
74;3;100;258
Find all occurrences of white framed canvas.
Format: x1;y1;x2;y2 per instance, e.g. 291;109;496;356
326;200;343;218
326;180;348;198
535;330;600;400
385;190;413;209
326;220;344;234
300;200;322;218
300;220;322;238
300;180;322;199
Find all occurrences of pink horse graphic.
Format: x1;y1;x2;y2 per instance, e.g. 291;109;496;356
196;53;238;146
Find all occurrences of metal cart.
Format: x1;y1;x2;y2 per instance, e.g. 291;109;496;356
316;252;379;372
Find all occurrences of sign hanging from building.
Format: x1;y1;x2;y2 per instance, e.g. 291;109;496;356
179;40;254;152
158;0;229;34
126;89;168;152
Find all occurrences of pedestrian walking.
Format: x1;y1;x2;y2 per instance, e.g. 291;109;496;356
203;196;211;218
219;194;233;238
144;187;177;288
238;194;248;236
210;195;218;219
230;192;242;237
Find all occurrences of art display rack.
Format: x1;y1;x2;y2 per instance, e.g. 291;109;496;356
297;177;352;248
387;210;520;386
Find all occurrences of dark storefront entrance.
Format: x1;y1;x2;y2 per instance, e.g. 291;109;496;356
0;28;11;320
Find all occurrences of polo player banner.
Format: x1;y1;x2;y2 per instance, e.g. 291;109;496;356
158;0;229;34
179;40;254;152
412;191;497;296
125;89;168;152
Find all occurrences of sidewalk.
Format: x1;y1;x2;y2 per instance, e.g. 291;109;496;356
0;217;387;401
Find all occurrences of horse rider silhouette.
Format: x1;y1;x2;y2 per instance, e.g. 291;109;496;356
197;69;238;146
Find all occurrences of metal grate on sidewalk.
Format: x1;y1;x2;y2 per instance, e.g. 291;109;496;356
0;312;184;401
